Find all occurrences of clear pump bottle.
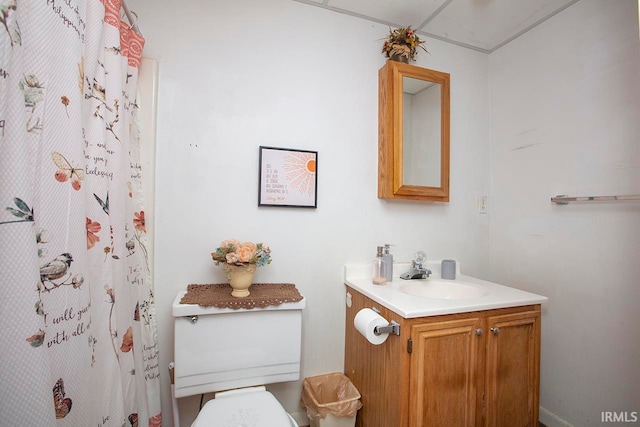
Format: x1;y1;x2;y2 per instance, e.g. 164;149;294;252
372;246;387;285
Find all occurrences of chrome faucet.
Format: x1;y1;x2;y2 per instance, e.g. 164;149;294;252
400;251;432;280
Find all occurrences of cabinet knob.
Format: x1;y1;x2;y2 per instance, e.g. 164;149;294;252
475;328;483;336
490;327;500;335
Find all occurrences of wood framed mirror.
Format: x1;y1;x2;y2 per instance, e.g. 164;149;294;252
378;60;450;202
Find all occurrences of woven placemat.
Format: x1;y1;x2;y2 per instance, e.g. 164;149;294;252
180;283;303;309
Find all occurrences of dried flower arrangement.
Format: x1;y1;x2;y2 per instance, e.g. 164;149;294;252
381;26;428;62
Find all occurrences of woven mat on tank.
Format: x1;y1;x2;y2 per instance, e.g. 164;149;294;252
180;283;303;309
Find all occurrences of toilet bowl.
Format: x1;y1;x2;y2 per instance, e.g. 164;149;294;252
192;386;297;427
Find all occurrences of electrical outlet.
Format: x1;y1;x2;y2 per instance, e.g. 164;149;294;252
477;196;488;214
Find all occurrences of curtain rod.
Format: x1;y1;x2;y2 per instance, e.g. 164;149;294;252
551;194;640;204
122;1;142;36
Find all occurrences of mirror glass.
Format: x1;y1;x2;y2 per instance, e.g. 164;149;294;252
402;77;442;187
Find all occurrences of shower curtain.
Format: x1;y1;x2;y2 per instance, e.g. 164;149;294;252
0;1;162;426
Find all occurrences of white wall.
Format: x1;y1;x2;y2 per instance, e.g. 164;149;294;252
488;1;640;426
128;0;490;425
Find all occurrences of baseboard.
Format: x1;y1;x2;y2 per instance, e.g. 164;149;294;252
540;406;575;427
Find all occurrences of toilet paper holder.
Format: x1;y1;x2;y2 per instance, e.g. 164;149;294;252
370;307;401;336
374;320;400;336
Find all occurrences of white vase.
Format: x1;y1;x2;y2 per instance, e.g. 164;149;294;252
224;264;257;297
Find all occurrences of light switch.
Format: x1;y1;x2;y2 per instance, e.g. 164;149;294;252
477;196;488;214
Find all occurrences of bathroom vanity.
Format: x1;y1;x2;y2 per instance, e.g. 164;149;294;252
343;263;547;427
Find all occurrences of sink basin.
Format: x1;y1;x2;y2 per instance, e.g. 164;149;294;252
398;279;489;300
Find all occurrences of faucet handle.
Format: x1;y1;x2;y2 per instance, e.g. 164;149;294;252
413;251;427;267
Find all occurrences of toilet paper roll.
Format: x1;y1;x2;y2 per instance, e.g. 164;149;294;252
354;308;390;345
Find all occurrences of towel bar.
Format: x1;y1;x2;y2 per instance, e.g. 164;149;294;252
551;194;640;204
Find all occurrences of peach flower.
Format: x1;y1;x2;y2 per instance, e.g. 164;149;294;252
120;326;133;352
86;218;101;249
236;242;257;262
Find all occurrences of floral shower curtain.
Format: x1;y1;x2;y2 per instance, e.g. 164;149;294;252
0;1;161;426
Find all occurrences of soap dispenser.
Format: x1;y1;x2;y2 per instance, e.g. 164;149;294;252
372;246;387;285
383;244;393;282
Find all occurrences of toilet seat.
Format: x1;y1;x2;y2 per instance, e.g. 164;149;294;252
192;386;297;427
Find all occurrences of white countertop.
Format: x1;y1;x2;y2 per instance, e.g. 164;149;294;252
344;262;548;318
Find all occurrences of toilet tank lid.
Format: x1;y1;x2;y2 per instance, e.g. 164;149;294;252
192;387;292;427
172;291;306;317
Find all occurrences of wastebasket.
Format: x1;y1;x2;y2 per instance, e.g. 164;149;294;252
301;372;362;427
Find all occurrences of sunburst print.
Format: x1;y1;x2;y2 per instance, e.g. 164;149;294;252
282;151;316;196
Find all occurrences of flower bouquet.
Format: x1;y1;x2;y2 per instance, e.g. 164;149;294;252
211;239;271;297
381;26;428;62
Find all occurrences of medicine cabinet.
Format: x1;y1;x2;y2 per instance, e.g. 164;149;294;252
378;60;450;202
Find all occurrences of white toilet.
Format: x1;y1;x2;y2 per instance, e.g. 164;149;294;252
172;290;306;426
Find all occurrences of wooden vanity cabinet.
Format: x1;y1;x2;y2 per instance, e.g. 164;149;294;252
344;287;541;427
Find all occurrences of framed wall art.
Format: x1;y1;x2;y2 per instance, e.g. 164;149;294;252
258;146;318;208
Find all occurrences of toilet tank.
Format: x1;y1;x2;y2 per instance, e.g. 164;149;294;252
172;291;306;398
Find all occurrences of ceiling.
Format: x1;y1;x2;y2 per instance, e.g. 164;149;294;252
294;0;580;53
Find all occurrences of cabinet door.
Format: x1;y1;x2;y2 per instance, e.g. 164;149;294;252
485;311;541;427
409;318;483;427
